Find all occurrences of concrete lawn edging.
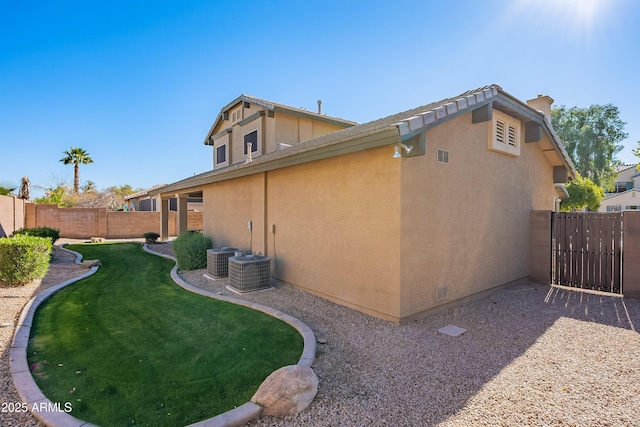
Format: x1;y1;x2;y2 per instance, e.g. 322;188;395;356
10;244;100;427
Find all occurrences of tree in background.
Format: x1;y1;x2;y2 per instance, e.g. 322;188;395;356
34;182;139;210
552;104;627;190
633;140;640;169
60;147;94;193
560;174;605;212
34;185;73;206
0;181;17;196
18;176;30;200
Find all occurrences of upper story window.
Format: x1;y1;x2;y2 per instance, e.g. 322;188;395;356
216;145;227;164
244;130;258;155
489;110;521;157
614;182;632;193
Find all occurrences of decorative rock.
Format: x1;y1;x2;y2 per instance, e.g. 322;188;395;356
251;365;318;416
317;338;327;344
90;237;105;243
83;260;102;268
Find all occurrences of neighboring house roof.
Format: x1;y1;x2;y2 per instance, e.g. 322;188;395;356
124;184;167;200
615;164;637;174
602;188;640;201
153;84;577;196
203;94;358;145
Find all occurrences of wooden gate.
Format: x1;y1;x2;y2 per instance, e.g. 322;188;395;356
552;212;623;294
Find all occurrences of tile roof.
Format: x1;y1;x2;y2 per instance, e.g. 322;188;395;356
615;164;637;173
124;184;167;200
154;84;576;195
203;94;357;145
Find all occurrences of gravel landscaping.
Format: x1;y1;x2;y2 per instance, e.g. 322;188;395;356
3;241;640;426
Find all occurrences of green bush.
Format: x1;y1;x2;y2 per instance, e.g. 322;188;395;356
172;231;213;270
143;231;160;244
0;235;52;286
12;227;61;245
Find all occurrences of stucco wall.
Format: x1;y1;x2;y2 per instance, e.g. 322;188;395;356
274;112;350;147
0;195;27;237
202;146;402;320
202;174;266;252
398;112;556;319
622;212;640;297
198;111;560;322
266;146;402;320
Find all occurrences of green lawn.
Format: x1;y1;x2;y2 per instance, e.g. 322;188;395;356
28;243;303;427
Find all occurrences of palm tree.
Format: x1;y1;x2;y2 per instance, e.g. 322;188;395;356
60;147;93;193
0;181;17;196
18;176;30;200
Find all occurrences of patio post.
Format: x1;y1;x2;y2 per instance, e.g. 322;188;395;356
177;194;188;235
160;198;169;241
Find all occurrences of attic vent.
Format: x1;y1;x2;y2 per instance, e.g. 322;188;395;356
437;148;449;164
436;285;449;301
496;120;505;144
207;247;239;278
276;143;293;150
228;255;272;293
507;124;517;147
489;110;521;157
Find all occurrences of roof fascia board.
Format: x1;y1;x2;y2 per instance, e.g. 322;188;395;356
238;110;265;127
154;128;399;195
207;128;232;145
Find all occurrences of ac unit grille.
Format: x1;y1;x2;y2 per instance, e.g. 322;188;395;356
228;255;271;292
207;247;239;278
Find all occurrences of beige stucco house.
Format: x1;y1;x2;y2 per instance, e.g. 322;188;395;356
152;84;575;322
598;164;640;212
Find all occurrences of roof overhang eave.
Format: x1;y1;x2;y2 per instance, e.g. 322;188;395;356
155;127;401;196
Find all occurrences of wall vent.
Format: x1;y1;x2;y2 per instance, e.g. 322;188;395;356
207;247;239;278
437;148;449;164
436;285;449;301
276;142;293;150
228;255;271;293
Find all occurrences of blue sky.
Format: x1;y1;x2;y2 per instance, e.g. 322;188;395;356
1;0;639;196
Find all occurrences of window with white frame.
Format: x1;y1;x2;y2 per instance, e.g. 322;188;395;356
489;110;521;157
215;144;227;165
244;130;258;155
437;148;449;164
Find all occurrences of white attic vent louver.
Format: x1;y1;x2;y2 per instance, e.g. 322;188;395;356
507;124;517;147
496;120;506;145
489;110;521;157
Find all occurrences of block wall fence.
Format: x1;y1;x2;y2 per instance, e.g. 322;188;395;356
0;195;27;237
0;196;202;239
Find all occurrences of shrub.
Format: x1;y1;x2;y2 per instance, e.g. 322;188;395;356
0;235;52;286
12;226;60;245
143;231;160;244
172;231;212;270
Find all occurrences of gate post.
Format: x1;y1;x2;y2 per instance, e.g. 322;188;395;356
530;210;552;284
624;211;640;298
